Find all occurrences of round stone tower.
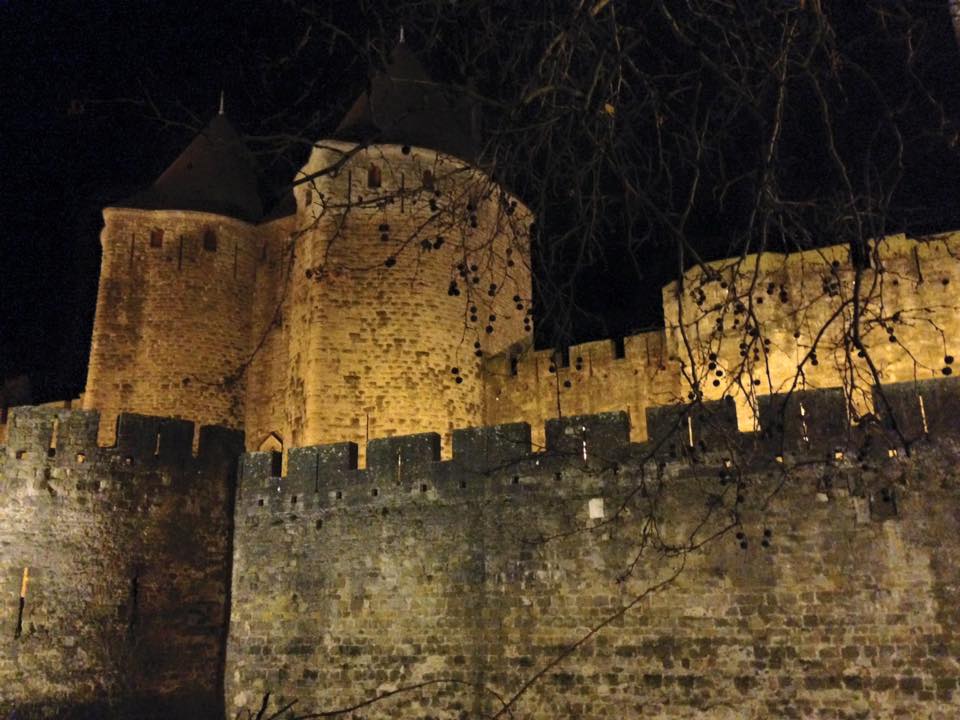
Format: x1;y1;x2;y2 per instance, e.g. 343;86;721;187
83;112;262;442
243;42;532;458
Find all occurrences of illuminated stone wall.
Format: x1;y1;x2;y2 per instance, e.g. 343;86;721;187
0;407;241;718
83;208;259;443
242;214;296;454
662;232;960;429
485;232;960;442
226;381;960;719
243;141;532;461
483;331;681;449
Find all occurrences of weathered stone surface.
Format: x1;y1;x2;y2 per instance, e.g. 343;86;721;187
0;407;240;719
226;406;960;719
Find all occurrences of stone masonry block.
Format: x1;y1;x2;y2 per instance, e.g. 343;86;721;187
54;410;100;459
239;451;282;491
287;442;359;493
197;425;245;469
917;376;960;437
5;406;57;457
758;388;848;454
114;413;163;460
452;423;531;471
545;412;630;458
156;418;196;465
366;433;441;474
646;399;739;455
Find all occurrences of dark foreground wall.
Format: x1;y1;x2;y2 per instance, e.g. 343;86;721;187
0;407;241;719
227;381;960;719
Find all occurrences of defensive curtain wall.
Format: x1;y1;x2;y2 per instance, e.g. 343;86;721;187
484;231;960;448
0;407;242;719
227;377;960;719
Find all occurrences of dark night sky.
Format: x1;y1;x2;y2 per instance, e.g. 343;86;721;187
0;1;353;400
3;2;960;403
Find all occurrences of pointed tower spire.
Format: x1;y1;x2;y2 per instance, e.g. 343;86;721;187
218;90;225;116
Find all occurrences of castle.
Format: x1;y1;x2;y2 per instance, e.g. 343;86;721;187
3;41;960;719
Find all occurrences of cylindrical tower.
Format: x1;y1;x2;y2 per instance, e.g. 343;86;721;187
279;141;532;459
242;41;534;459
83;114;262;442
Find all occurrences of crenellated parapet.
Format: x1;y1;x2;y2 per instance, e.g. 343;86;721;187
227;375;960;719
235;375;960;516
2;405;243;487
482;330;680;448
0;406;242;718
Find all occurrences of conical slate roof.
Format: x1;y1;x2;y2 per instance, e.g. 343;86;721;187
334;42;477;162
119;114;263;223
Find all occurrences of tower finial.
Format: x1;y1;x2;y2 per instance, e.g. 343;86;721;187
399;25;405;44
218;90;225;116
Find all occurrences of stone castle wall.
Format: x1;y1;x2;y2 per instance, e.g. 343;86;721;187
485;231;960;444
244;142;532;461
83;208;260;444
0;407;241;718
662;232;960;426
226;377;960;719
243;214;296;455
483;331;680;448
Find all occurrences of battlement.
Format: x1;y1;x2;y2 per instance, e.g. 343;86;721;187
0;411;240;717
238;375;960;513
0;406;243;493
482;329;677;445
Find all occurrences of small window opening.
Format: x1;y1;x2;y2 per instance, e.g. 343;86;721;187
127;572;140;634
291;495;298;505
512;475;520;485
47;417;59;458
15;450;27;460
15;567;28;639
304;189;313;207
372;488;379;497
420;484;428;493
459;480;467;489
799;401;810;446
554;472;562;482
315;519;323;529
422;170;434;191
510;355;519;376
203;230;218;252
335;490;343;500
150;228;164;248
613;337;626;359
257;498;264;507
367;164;382;188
